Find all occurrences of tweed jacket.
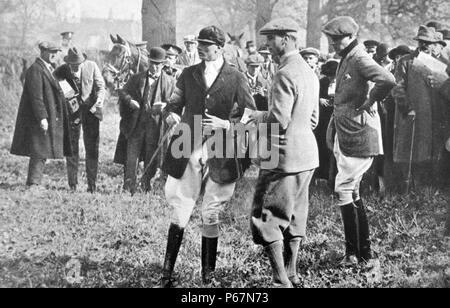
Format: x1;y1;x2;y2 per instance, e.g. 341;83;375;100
328;43;396;158
259;52;320;173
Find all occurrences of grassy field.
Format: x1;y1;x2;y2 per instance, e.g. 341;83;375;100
0;111;449;288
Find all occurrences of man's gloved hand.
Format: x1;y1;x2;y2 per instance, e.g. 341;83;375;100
40;119;49;133
129;99;140;111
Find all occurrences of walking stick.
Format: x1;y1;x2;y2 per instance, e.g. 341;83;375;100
406;117;416;194
139;124;174;186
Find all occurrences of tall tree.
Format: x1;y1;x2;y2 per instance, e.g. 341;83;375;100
142;0;177;47
255;0;279;45
306;0;322;49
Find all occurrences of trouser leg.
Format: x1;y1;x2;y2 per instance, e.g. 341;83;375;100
124;132;144;193
66;122;81;188
82;109;100;192
27;157;46;186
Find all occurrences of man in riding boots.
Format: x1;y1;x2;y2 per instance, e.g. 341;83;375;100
54;47;106;193
114;47;176;194
161;44;184;80
323;17;396;266
158;26;256;287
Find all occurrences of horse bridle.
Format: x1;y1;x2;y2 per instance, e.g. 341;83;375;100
104;43;142;90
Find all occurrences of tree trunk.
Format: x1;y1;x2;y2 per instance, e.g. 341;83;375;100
306;0;322;49
255;0;272;46
142;0;176;47
446;204;450;236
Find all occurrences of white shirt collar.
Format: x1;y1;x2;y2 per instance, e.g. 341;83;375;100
246;71;257;82
205;56;224;73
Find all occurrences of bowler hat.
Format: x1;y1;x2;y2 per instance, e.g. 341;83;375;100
245;54;264;66
300;47;320;58
197;26;226;47
414;25;447;46
322;16;359;37
260;18;300;35
64;47;87;65
388;45;412;60
148;47;167;63
364;40;380;48
38;41;62;53
321;59;339;77
161;44;182;56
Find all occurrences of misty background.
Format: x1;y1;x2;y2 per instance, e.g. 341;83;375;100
1;0;450;53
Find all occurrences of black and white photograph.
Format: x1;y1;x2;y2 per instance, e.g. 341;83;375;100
0;0;449;292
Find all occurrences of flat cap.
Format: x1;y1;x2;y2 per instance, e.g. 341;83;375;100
161;44;182;56
322;16;359;37
376;43;390;58
197;26;226;47
38;41;62;52
184;35;197;43
260;18;300;35
426;21;444;32
258;45;271;54
300;47;320;57
245;54;264;66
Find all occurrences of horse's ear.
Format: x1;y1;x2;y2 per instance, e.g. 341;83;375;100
110;34;118;44
227;33;233;40
117;34;126;45
239;33;244;40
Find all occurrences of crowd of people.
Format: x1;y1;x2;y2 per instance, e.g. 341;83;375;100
9;15;450;288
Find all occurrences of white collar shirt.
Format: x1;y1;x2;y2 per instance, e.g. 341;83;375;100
204;56;224;88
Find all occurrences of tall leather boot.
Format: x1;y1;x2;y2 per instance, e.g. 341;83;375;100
159;224;185;288
340;203;360;266
265;241;293;288
201;237;218;285
354;199;372;263
284;237;302;287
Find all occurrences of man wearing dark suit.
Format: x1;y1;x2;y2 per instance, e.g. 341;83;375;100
249;18;320;288
114;47;176;194
323;17;396;266
11;42;72;188
158;26;256;288
54;47;106;193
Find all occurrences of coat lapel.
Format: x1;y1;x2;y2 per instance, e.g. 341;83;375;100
193;62;207;91
36;58;60;91
336;45;360;89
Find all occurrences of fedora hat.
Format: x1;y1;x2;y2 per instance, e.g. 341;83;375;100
148;47;167;63
64;47;86;64
414;25;447;46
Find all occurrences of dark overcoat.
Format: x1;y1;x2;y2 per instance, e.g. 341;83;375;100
11;58;72;159
392;51;450;163
162;60;256;184
113;70;176;165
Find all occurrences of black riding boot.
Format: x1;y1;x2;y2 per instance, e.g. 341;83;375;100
354;199;372;263
160;224;185;288
284;237;302;287
340;203;359;266
201;237;218;284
